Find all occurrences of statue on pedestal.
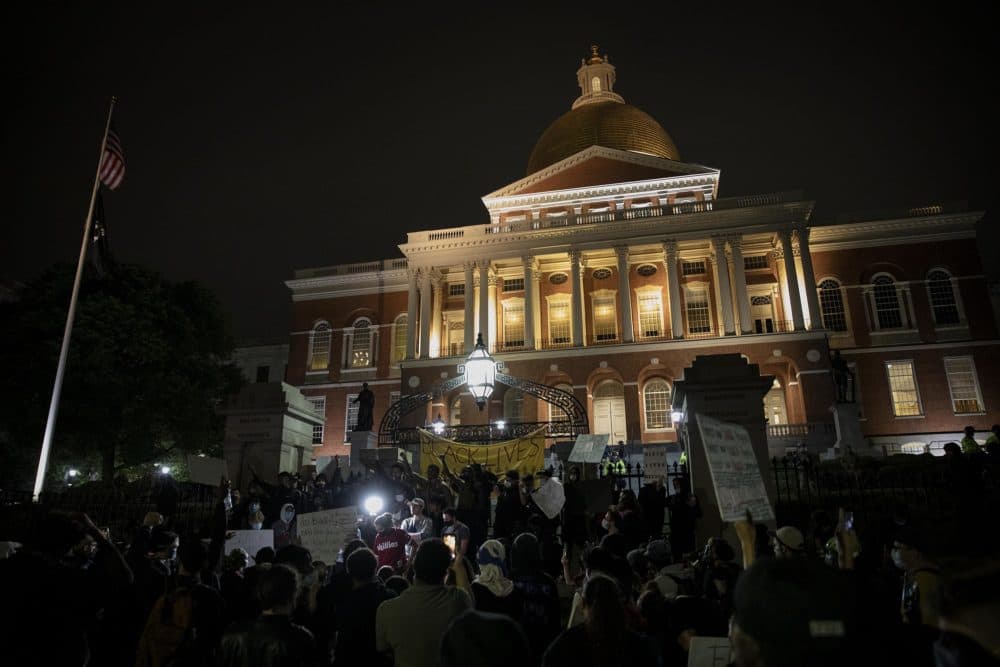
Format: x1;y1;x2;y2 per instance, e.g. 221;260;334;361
830;350;854;403
353;382;375;431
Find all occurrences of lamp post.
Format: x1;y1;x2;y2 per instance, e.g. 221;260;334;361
432;413;446;435
462;333;497;411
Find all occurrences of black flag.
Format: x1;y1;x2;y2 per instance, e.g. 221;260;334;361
90;193;112;277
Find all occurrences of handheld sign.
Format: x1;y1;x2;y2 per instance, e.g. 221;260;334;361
296;507;358;564
568;434;610;463
695;413;775;522
225;530;274;563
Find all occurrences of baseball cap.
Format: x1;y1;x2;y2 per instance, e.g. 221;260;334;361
408;497;426;509
773;526;805;552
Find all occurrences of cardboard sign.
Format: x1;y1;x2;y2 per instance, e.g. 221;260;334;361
296;507;358;564
186;455;229;486
695;414;775;522
532;478;566;519
225;529;274;563
568;434;610;463
643;445;669;480
687;636;732;667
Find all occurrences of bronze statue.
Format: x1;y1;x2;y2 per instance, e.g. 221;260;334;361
830;350;854;403
353;382;375;431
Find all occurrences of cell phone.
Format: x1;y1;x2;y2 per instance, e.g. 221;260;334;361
443;534;456;554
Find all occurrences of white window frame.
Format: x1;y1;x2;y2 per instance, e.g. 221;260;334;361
884;359;923;418
504;389;524;422
308;321;332;371
590;289;618;342
642;378;673;431
926;269;966;327
390;314;407;365
684;281;714;335
817;277;849;332
635;286;664;339
501;297;525;349
345;317;376;369
869;273;908;331
307;396;325;445
546;294;572;346
943;356;985;415
549;383;574;422
345;395;360;441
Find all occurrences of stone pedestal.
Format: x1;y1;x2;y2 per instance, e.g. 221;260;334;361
220;382;324;493
349;431;378;475
830;402;866;457
672;354;775;555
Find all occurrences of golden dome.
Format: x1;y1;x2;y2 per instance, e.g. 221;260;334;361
527;101;680;175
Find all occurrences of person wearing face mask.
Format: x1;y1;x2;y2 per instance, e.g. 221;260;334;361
770;526;806;559
134;527;180;622
272;502;297;549
892;527;944;628
442;507;471;559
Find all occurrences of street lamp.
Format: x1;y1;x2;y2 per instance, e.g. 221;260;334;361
462;333;497;411
432;413;446;435
67;469;79;478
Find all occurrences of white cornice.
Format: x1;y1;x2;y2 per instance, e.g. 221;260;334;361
484;145;719;201
809;212;982;251
286;269;408;298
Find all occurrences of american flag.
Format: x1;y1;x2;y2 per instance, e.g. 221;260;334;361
99;126;125;190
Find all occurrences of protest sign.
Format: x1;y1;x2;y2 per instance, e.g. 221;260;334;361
186;455;228;486
687;636;732;667
296;507;358;563
225;530;273;563
568;433;609;463
695;413;774;522
642;445;669;480
532;478;566;519
418;427;546;478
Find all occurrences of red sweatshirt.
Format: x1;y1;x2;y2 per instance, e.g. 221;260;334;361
373;527;409;571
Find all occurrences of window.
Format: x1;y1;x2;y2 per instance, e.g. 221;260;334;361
309;322;331;371
643;379;672;429
818;279;848;332
927;270;961;325
682;260;706;276
255;365;269;383
502;300;525;348
447;321;464;356
308;397;325;445
548;297;571;344
591;292;617;341
872;275;903;329
744;255;769;270
450;397;461;426
345;396;360;440
885;360;922;417
637;290;664;338
503;278;524;292
592;75;601;92
448;283;465;297
504;389;524;421
549;383;574;422
944;356;984;414
392;314;407;364
685;285;712;334
350;318;373;368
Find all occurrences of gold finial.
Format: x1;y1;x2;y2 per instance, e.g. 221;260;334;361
587;44;604;65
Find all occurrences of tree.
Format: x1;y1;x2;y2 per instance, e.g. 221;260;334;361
0;263;243;488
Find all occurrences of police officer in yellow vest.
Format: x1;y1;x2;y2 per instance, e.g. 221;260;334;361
960;426;981;454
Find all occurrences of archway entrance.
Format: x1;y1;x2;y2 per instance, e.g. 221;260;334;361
764;378;789;425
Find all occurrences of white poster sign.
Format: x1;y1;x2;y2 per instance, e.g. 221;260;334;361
568;434;610;463
225;529;274;563
531;478;566;519
695;414;775;522
643;446;669;480
186;455;229;486
296;507;358;564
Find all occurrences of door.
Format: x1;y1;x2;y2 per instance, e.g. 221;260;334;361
593;380;627;443
764;380;788;425
751;294;775;333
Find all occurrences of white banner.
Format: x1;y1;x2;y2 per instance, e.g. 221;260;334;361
296;507;358;564
695;414;775;522
225;529;274;563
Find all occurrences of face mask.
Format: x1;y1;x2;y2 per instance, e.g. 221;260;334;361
773;544;784;558
444;517;454;525
223;492;233;511
167;547;178;561
249;502;260;514
280;506;295;524
395;494;404;502
891;548;904;570
601;519;610;531
251;522;263;531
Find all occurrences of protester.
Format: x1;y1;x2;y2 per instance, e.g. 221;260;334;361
372;513;409;573
441;507;471;558
666;477;700;560
509;533;562;664
892;526;944;628
400;498;434;559
771;526;806;559
637;476;667;540
333;548;396;667
440;610;531;667
471;539;520;617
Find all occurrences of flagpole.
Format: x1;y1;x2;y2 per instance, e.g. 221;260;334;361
32;97;117;501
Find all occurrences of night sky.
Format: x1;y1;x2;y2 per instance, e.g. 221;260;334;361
2;4;994;342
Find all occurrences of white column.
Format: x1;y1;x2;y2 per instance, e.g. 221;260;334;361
478;260;489;345
532;271;542;346
406;268;419;359
429;277;443;358
615;245;634;343
463;262;475;353
711;237;736;335
663;240;684;339
418;270;433;358
570;249;585;347
487;274;498;350
522;256;536;349
779;229;805;331
729;235;753;334
796;228;822;330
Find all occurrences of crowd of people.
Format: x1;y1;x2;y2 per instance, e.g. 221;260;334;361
0;446;997;667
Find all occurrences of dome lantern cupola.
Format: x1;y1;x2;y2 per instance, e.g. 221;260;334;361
573;45;624;109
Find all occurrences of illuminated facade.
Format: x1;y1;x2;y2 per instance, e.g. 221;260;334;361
286;48;996;459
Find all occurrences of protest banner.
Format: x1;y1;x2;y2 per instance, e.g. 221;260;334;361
296;507;358;563
642;445;669;480
224;529;273;563
418;427;546;478
567;433;610;463
695;413;775;522
186;455;229;486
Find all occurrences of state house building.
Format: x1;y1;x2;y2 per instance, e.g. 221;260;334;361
285;48;996;461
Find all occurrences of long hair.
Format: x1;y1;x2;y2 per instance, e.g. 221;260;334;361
582;573;626;664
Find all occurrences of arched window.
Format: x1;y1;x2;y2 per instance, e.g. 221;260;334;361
872;275;903;329
450;397;462;426
391;314;408;363
350;318;373;368
927;270;961;325
592;75;602;92
308;322;331;370
643;379;672;429
504;389;524;422
818;279;847;332
549;383;575;422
